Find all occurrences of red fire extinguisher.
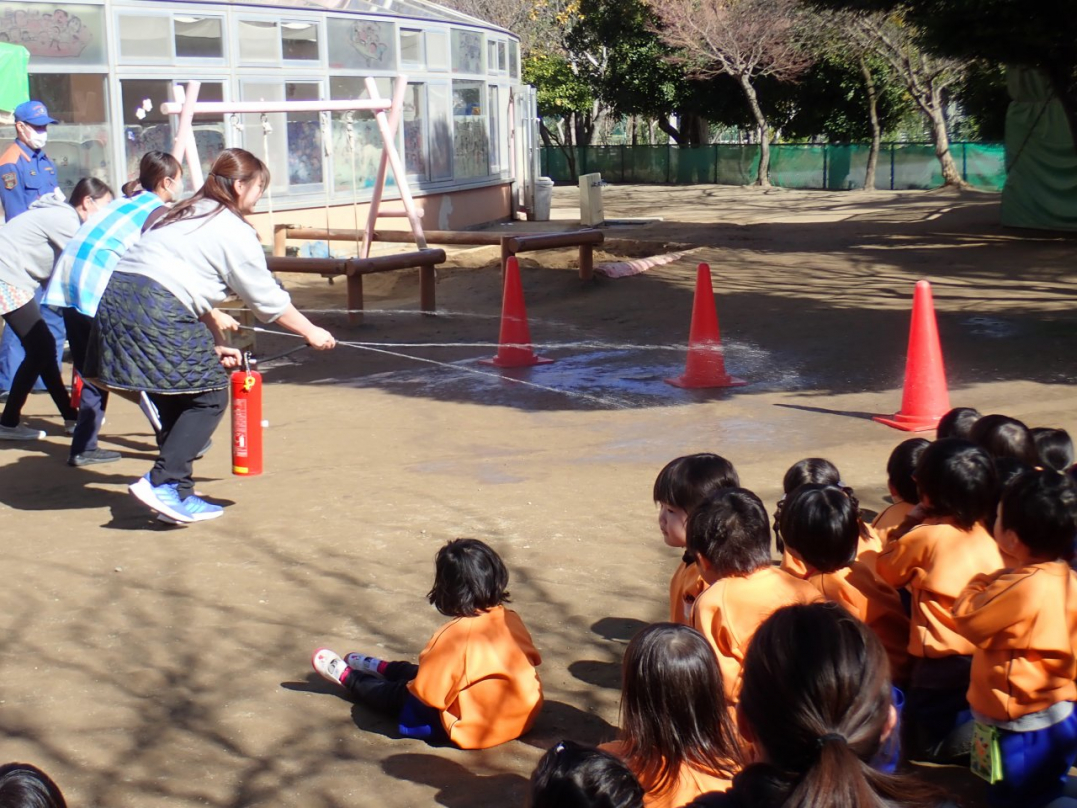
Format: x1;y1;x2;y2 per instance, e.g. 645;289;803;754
231;352;263;476
71;369;83;410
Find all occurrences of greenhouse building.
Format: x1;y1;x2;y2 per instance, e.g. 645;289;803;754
0;0;529;233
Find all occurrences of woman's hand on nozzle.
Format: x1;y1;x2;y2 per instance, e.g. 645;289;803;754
215;345;243;368
307;327;336;350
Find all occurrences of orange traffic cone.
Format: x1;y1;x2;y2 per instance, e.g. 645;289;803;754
480;257;553;368
874;279;951;432
666;263;746;389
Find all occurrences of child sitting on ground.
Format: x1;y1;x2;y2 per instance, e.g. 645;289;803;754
873;438;930;545
653;454;740;625
687;603;953;808
0;764;67;808
953;469;1077;808
1031;426;1075;472
780;484;911;689
531;740;644;808
876;439;1004;763
312;538;542;750
688;488;822;705
601;623;743;807
970;414;1040;467
775;458;880;575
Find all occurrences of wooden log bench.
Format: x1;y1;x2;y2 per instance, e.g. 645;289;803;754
499;229;604;280
265;249;446;324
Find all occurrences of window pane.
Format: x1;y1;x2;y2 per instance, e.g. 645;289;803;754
118;14;170;60
498;41;506;71
285;82;324;187
404;83;426;179
327;18;394;70
427;30;448;70
488;84;498;173
400;28;422;65
452;80;487;179
509;41;518;78
1;3;106;66
329;75;392;193
486;40;496;74
428;83;451;180
282;22;318;61
174;16;222;59
238;19;278;62
121;79;224;192
20;73;109;192
451;29;481;74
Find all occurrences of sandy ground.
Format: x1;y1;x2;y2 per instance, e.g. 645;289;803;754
3;184;1077;807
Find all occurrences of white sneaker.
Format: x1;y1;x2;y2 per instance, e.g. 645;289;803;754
344;653;386;678
0;424;46;441
312;648;349;685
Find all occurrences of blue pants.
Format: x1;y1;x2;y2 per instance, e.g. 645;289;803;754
989;709;1077;808
62;309;108;456
0;289;65;391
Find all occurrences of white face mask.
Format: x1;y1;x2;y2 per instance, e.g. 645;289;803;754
26;129;47;150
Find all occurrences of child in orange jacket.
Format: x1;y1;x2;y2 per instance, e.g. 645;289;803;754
312;538;542;749
779;484;911;690
953;469;1077;808
872;438;930;545
688;488;822;706
653;454;740;625
876;439;1004;763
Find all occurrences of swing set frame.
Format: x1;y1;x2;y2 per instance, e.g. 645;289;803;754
159;77;442;323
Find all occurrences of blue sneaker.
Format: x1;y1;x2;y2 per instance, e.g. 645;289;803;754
128;474;193;524
176;493;223;522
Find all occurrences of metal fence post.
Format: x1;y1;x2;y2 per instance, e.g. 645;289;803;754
890;143;896;190
666;145;671;183
822;144;828;190
621;144;626;183
962;142;968;182
713;144;719;184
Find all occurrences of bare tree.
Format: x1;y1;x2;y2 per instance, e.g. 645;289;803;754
647;0;813;186
845;11;969;188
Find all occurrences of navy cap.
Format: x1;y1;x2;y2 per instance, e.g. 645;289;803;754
14;100;58;126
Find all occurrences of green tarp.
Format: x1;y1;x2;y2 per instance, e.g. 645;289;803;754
1001;68;1077;232
0;43;29;114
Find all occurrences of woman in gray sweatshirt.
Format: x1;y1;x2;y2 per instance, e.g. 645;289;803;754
88;148;335;525
0;178;113;441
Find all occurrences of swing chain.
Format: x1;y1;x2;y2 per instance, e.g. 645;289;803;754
260;113;273;136
230;113;244;133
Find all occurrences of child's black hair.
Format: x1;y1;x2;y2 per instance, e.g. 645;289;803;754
887;439;930;505
779;485;859;574
0;764;67;808
1031;427;1075;472
530;740;644;808
687;488;772;578
969;414;1039;466
1000;469;1077;562
427;539;510;618
915;439;998;531
774;458;850;552
653;454;739;512
936;407;981;441
995;457;1034;490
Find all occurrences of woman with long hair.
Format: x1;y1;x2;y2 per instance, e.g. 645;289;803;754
89;148;335;524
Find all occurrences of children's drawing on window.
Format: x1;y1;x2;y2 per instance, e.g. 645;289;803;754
451;30;481;74
0;6;92;57
287;119;324;185
348;20;392;69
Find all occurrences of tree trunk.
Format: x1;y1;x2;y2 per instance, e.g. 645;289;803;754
923;86;966;188
657;117;688;145
859;55;881;191
540;120;577;178
737;73;770;187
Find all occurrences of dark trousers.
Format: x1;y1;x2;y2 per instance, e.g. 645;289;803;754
1;298;75;427
148;387;227;498
904;654;975;762
63;308;108;455
343;661;420;715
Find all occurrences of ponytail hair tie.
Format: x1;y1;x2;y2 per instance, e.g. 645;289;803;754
817;732;847;748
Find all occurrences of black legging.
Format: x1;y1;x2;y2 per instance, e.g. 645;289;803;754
0;298;75;428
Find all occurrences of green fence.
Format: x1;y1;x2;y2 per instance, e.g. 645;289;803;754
540;143;1006;191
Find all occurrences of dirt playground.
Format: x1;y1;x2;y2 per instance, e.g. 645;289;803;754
2;185;1076;807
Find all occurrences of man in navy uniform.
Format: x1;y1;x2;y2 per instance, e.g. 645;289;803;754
0;100;65;398
0;99;60;219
